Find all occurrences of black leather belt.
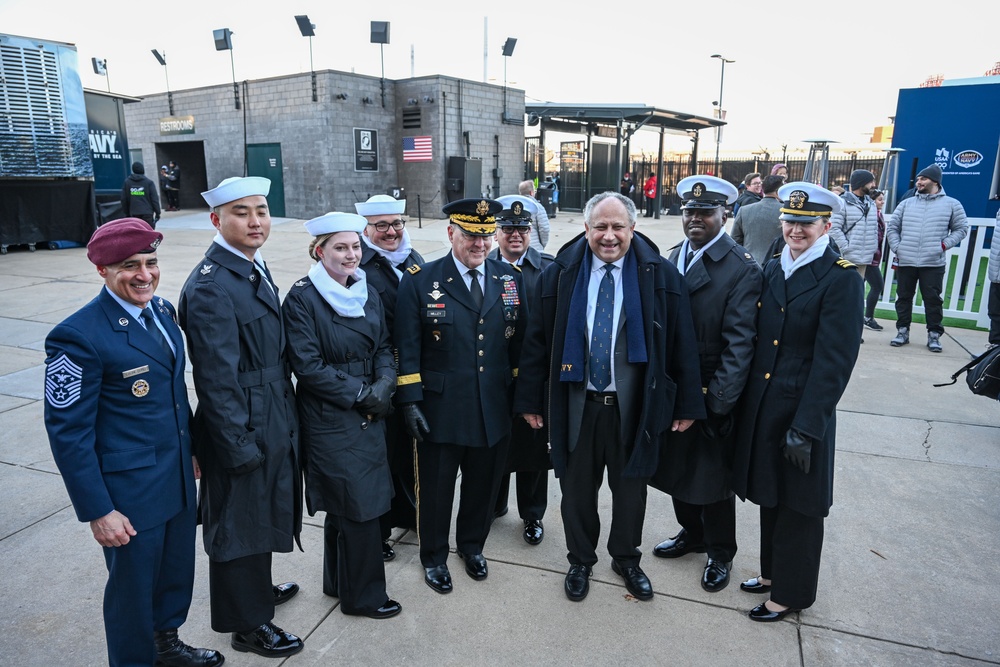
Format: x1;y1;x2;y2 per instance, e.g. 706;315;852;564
330;359;373;376
586;391;616;406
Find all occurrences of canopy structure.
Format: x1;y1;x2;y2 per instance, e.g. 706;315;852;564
525;103;725;214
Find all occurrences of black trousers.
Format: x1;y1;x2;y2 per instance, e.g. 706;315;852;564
644;197;655;217
379;415;418;540
561;400;647;568
759;504;825;610
415;438;509;567
988;281;1000;345
209;552;275;633
672;496;737;562
864;264;885;319
494;470;547;521
894;265;946;333
323;513;388;614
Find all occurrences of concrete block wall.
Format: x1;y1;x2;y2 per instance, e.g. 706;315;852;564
123;70;524;220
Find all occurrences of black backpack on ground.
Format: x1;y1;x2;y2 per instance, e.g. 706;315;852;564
934;345;1000;399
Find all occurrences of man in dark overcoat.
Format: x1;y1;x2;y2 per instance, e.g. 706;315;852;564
650;176;762;594
514;192;704;603
44;219;223;667
178;177;304;658
355;194;425;557
394;198;525;595
488;201;555;545
732;181;863;621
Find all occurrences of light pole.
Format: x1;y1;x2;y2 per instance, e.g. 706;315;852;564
711;54;734;177
501;37;517;122
151;50;173;115
213;28;239;110
294;15;317;102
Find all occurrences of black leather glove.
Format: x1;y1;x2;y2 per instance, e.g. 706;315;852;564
227;450;264;475
700;409;733;440
355;376;395;421
782;428;813;474
401;403;431;442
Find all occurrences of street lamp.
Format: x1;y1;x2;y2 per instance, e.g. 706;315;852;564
501;37;517;123
151;49;173;115
370;21;390;108
213;28;239;110
711;54;734;177
294;15;318;102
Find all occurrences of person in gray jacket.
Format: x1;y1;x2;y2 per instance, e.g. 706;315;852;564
886;164;969;352
731;174;784;265
829;170;879;278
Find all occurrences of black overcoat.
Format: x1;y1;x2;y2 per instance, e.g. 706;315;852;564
732;246;863;517
512;232;705;479
651;234;762;504
178;243;301;562
282;278;395;523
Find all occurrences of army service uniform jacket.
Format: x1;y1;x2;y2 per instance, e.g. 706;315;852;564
394;253;525;448
178;243;301;562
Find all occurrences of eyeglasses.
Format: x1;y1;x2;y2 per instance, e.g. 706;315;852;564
368;219;406;232
499;226;530;236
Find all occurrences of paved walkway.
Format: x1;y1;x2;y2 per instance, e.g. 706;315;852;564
1;207;998;666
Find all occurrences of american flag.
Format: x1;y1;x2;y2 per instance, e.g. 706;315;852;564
402;136;433;162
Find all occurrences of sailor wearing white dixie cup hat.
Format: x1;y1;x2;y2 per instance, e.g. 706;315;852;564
355;194;426;560
178;176;306;658
282;210;403;620
731;180;862;623
651;175;761;597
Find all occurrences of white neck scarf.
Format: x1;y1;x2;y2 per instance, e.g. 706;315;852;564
362;229;414;280
781;233;830;279
308;263;368;318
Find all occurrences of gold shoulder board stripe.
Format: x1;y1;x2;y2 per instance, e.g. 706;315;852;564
512;368;519;378
407;265;421;275
836;258;856;269
397;373;422;386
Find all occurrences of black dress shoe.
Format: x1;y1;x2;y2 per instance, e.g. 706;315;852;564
564;564;592;601
748;601;799;622
739;577;772;594
611;561;653;600
456;551;488;580
523;519;544;545
231;622;303;658
360;598;402;620
154;629;224;667
701;558;732;593
493;505;509;520
382;541;396;562
272;581;299;606
652;529;707;559
424;565;453;594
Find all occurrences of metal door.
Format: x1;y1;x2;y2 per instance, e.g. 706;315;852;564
247;143;285;217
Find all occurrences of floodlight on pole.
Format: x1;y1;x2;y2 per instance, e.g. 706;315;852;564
92;57;110;93
370;21;390;108
711;53;734;176
295;15;318;102
501;38;517;123
151;50;174;115
213;28;239;110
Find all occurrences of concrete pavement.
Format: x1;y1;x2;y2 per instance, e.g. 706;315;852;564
1;205;998;666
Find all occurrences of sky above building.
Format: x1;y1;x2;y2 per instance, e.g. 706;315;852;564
2;0;996;156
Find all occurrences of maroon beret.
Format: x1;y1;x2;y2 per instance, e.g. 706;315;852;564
87;218;163;266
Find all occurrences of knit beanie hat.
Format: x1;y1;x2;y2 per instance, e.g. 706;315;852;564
849;169;875;191
917;164;942;183
132;162;145;175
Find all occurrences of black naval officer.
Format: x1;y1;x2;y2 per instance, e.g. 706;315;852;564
178;177;304;658
732;181;863;621
355;194;425;559
651;175;762;593
394;197;525;594
488;200;554;545
44;218;224;667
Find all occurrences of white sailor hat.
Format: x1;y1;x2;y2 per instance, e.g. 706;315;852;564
304;212;368;237
677;175;739;209
355;194;405;217
201;176;271;208
778;181;839;223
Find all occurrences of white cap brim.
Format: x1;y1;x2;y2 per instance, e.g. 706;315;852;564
355;194;405;217
202;176;271;208
304;212;368;237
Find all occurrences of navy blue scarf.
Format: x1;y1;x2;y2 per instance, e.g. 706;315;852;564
560;245;647;383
